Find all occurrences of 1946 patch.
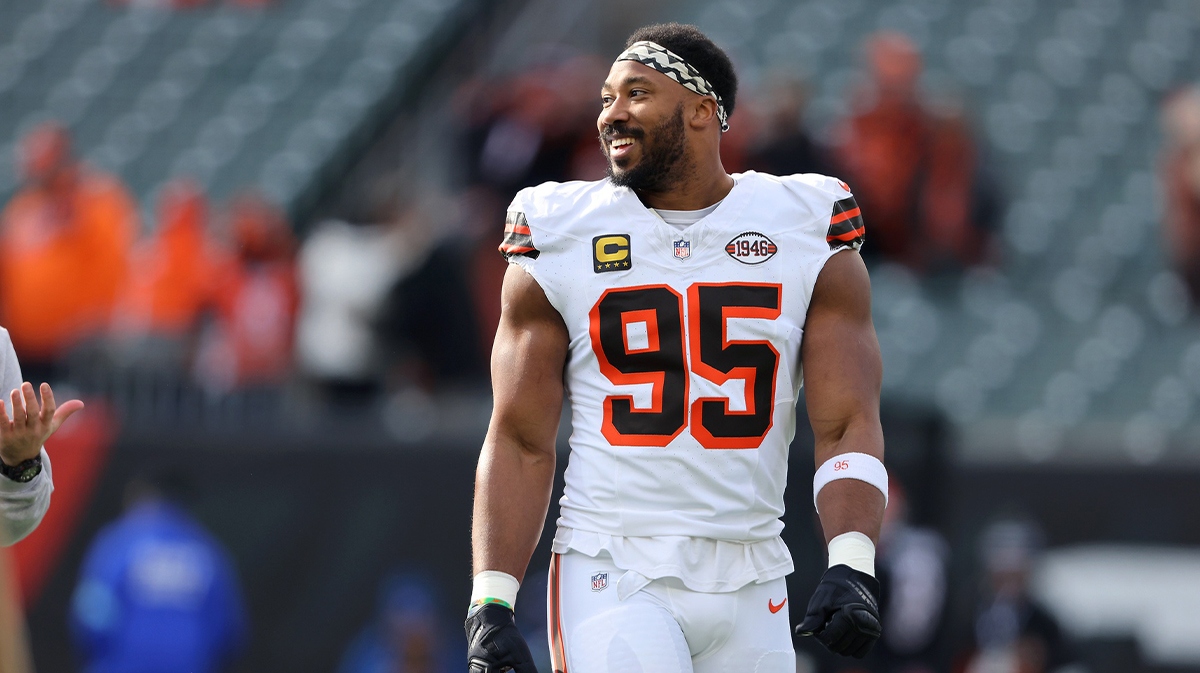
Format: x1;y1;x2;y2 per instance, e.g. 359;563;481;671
725;232;777;265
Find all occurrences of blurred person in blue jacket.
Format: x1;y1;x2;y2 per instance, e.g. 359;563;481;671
338;571;460;673
69;473;248;673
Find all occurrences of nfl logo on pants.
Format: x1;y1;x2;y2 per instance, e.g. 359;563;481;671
591;572;608;592
673;239;691;260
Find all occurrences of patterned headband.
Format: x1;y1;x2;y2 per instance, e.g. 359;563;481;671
615;40;729;133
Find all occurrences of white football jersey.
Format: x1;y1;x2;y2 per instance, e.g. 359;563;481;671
500;171;865;588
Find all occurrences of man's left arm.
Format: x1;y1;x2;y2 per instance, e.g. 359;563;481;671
0;335;83;546
0;448;53;547
795;249;886;658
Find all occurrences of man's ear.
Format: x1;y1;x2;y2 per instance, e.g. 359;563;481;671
690;97;720;130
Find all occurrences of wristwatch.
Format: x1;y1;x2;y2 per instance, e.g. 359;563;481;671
0;455;42;483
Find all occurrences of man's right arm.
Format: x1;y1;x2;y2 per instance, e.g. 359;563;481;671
467;263;567;673
472;263;568;582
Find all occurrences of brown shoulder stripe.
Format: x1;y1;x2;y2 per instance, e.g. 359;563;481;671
498;211;540;260
827;195;865;251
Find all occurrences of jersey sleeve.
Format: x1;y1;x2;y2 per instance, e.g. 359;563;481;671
494;186;568;315
0;449;53;546
794;173;866;252
498;186;543;261
776;173;868;307
827;190;865;251
777;173;868;252
498;209;539;261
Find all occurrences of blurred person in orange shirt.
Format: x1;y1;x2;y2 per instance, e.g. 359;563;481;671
837;33;927;266
0;122;136;376
919;100;1000;272
194;192;297;391
112;179;228;354
836;33;996;273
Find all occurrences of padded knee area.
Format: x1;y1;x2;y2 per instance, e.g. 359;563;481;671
567;602;693;673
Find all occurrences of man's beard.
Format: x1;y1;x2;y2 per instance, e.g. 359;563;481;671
602;103;689;192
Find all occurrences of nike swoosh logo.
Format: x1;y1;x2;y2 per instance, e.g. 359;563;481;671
768;598;787;614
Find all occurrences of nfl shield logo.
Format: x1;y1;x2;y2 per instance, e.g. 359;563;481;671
673;239;691;260
591;572;608;592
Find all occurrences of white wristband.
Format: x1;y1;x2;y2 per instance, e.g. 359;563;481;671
470;570;520;611
812;452;888;512
828;532;876;577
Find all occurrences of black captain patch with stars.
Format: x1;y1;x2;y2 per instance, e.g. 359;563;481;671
592;234;631;273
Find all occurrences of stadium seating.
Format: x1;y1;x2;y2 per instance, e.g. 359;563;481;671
690;0;1200;463
0;0;474;212
0;0;1194;463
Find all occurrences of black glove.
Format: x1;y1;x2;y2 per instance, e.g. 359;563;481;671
465;602;539;673
794;564;882;659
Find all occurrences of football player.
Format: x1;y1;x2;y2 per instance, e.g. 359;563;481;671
468;23;886;673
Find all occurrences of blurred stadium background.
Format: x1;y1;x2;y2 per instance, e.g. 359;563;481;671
0;0;1199;671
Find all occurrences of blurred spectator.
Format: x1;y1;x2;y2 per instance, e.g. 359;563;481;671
456;54;612;192
865;477;950;673
957;519;1078;673
69;474;248;673
297;175;485;394
337;572;457;673
745;74;835;178
460;69;575;193
295;217;404;394
111;179;228;370
1161;86;1200;304
835;33;997;273
919;100;1000;272
295;178;414;397
193;192;298;392
375;211;486;390
0;122;136;377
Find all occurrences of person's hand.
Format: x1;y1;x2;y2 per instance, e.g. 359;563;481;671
465;603;538;673
0;382;84;466
795;564;882;659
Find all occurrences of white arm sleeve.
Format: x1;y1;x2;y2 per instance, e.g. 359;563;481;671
0;450;53;546
0;328;53;547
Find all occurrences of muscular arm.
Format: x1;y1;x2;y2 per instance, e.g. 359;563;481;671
471;264;569;582
802;250;885;544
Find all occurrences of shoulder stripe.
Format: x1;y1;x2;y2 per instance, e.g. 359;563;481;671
505;219;532;237
498;211;540;260
827;196;865;251
829;226;866;242
829;206;861;226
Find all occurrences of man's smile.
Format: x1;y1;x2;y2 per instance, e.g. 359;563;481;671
608;136;637;160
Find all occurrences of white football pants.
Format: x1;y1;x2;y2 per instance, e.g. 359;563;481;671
546;550;796;673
